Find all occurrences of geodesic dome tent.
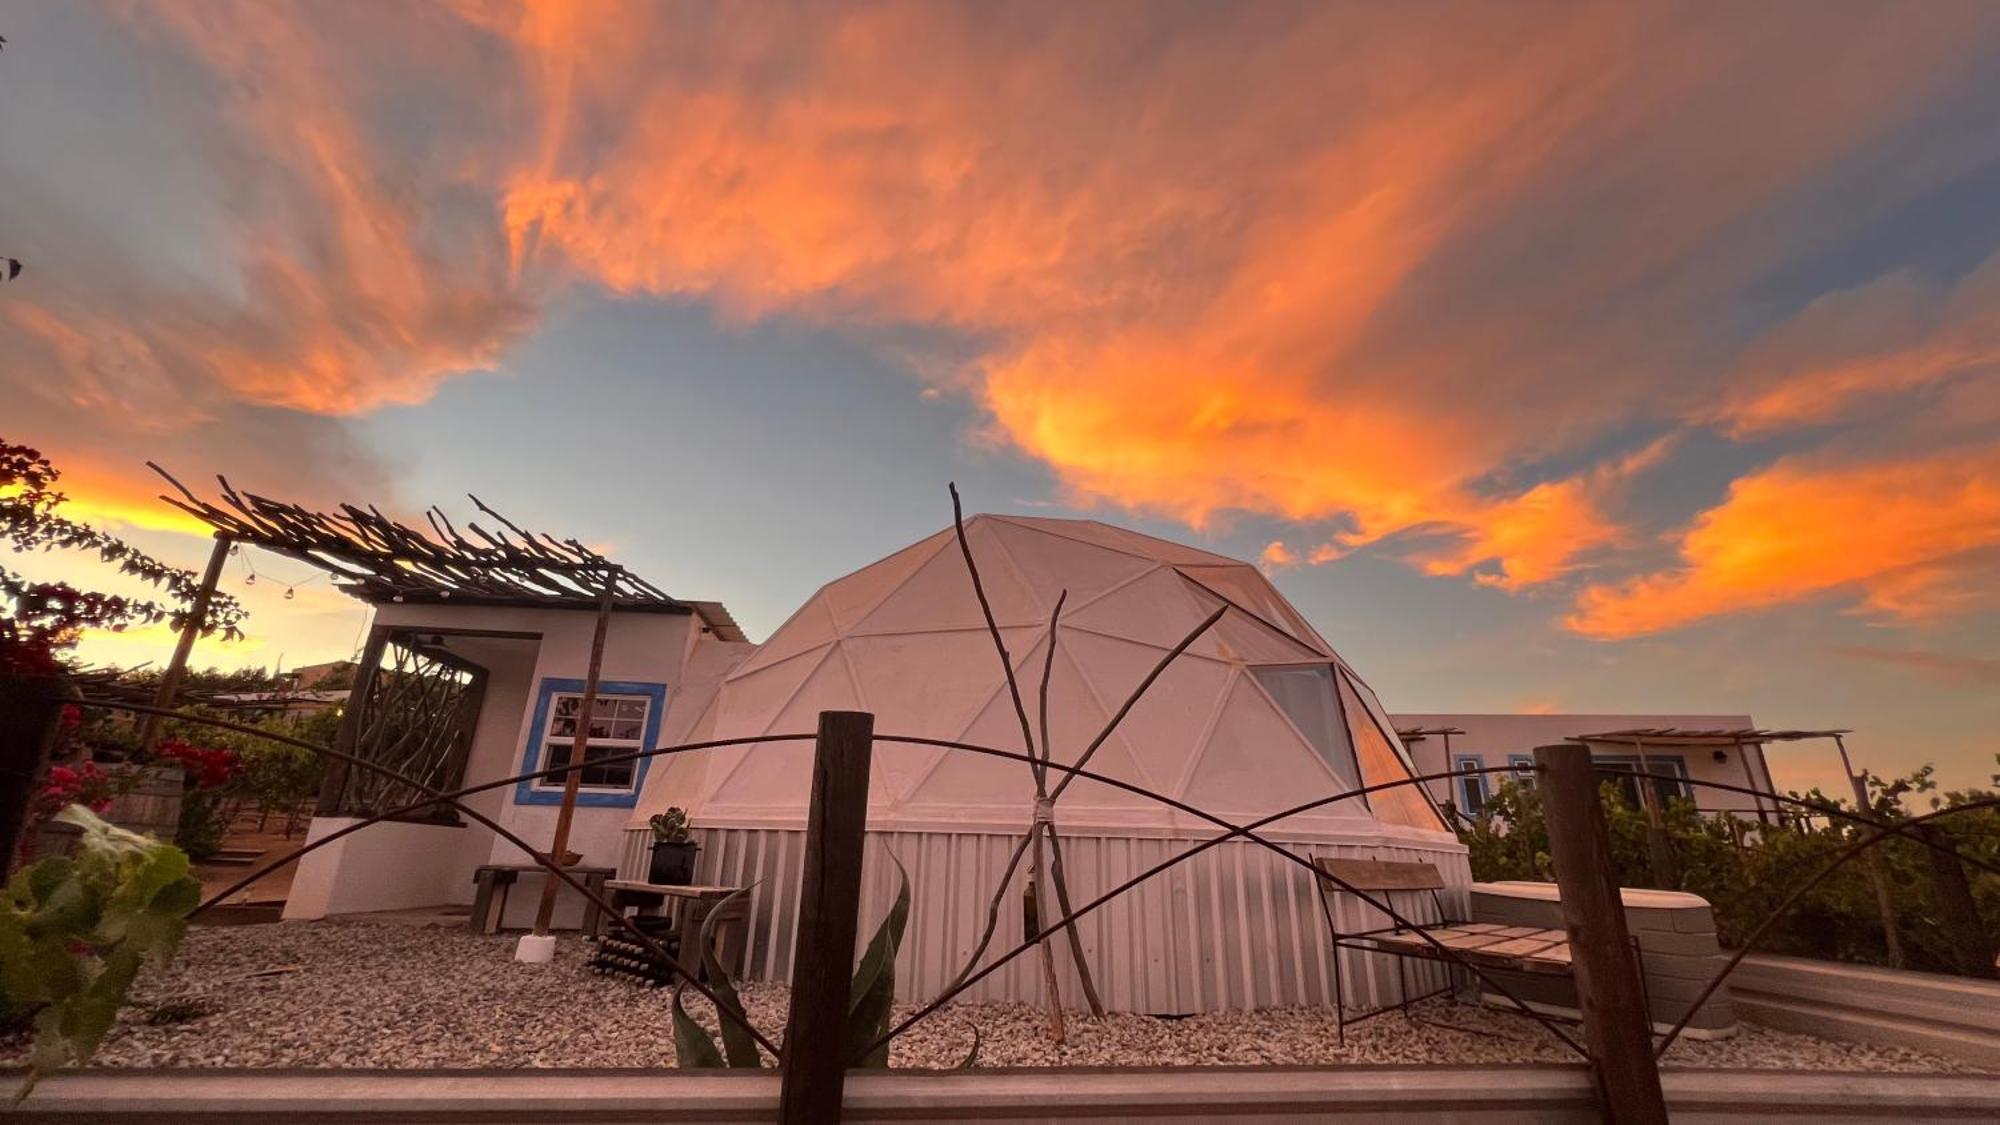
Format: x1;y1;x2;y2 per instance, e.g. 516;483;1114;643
661;515;1445;837
628;515;1460;1012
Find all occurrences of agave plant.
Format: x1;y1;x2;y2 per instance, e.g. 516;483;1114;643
671;856;975;1069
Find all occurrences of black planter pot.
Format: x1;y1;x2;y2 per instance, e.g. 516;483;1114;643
649;839;699;885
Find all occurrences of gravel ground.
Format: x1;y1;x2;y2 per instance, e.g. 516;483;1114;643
1;920;1981;1072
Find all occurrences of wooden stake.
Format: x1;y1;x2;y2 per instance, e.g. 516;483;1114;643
1535;742;1668;1125
1029;826;1066;1042
1917;823;1998;979
1630;736;1678;889
1835;735;1904;968
530;575;616;936
140;532;232;751
778;710;874;1125
0;675;63;870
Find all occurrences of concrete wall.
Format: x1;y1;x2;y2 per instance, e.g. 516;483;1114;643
1392;712;1778;820
1731;953;2000;1067
282;817;474;919
23;1068;2000;1123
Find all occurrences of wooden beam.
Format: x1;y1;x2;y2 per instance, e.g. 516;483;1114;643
531;578;617;936
0;675;64;869
139;532;232;751
1534;742;1667;1125
317;624;392;816
1835;734;1905;969
777;710;875;1125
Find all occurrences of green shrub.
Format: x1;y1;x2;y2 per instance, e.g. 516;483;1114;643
1461;759;2000;976
0;806;201;1099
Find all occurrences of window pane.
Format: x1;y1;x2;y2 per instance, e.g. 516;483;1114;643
611;719;644;741
1249;665;1356;787
615;699;646;719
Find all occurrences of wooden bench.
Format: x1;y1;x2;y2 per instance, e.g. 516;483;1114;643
470;863;615;935
1314;859;1616;1042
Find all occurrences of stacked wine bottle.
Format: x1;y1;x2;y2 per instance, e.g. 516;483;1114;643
588;915;682;987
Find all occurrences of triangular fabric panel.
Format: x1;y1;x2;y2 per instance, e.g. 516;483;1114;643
733;595;839;675
1058;629;1232;798
852;521;1043;636
1337;671;1443;832
1179;564;1333;655
1063;565;1214;651
988;519;1156;612
824;531;948;630
705;645;863;811
903;688;1043;814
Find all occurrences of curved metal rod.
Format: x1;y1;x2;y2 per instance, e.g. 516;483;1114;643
858;751;1587;1060
1652;795;2000;1057
74;699;786;1057
1590;769;2000;881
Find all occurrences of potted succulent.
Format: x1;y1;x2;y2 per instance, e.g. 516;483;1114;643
647;807;699;885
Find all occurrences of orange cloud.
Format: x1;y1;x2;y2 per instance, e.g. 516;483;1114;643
1567;445;2000;638
11;0;2000;634
1714;253;2000;436
1258;540;1299;574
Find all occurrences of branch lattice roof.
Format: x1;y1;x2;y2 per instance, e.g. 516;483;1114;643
1572;727;1850;746
150;465;742;639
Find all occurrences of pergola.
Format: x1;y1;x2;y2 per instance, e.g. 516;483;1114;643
1568;727;1851;824
145;466;740;946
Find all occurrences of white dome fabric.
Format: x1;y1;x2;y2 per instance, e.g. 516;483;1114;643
676;515;1445;839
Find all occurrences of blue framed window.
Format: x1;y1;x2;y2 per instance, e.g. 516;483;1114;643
1505;753;1535;787
514;679;667;808
1453;755;1488;816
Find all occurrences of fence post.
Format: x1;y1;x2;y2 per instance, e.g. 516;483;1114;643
1917;823;1998;980
0;674;65;871
1534;743;1667;1125
778;710;874;1125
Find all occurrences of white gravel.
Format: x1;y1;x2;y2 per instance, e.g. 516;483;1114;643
1;920;1981;1073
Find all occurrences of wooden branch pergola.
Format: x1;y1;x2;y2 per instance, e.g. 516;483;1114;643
148;464;741;635
147;465;742;956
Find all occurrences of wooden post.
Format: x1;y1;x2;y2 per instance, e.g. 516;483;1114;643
531;576;617;937
0;674;64;870
1916;823;1998;979
1834;735;1904;968
317;623;392;815
778;710;874;1125
139;532;232;750
1534;743;1667;1125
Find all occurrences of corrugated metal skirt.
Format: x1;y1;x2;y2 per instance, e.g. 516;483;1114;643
621;825;1470;1015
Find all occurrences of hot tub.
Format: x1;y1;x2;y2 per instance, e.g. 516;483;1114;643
1469;880;1737;1039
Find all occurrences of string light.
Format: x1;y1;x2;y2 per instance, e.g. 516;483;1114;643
236;548;326;602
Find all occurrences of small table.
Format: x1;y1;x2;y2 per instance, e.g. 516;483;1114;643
471;863;616;935
603;881;750;980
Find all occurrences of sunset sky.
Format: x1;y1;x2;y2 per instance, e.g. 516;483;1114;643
2;1;1995;796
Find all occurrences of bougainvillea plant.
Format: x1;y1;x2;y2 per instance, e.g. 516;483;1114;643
151;740;245;792
1;438;246;674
